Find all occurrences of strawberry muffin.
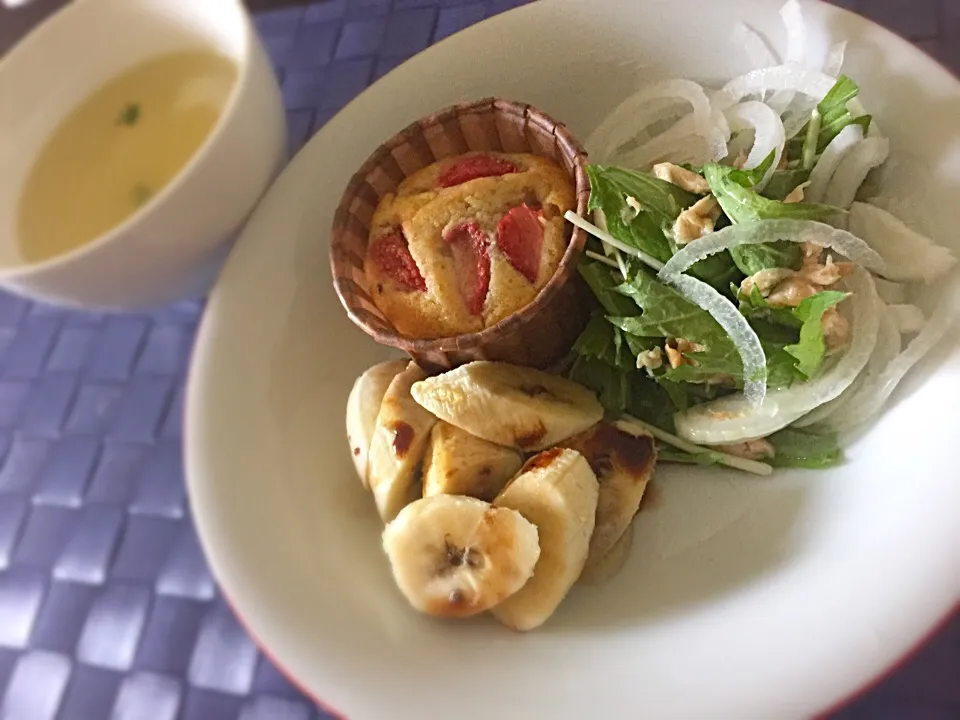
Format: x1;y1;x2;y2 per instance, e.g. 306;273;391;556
364;151;576;339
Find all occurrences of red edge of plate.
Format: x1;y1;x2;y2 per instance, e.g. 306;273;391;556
814;602;959;718
201;5;960;719
807;5;960;716
220;591;348;720
221;578;957;720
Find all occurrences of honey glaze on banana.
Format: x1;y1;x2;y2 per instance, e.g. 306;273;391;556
573;423;657;478
559;423;656;572
513;422;548;451
390;421;416;457
355;361;658;629
523;447;565;471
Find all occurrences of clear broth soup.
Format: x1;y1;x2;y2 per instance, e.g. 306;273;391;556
16;50;238;263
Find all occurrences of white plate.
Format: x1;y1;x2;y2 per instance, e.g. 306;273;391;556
185;1;960;718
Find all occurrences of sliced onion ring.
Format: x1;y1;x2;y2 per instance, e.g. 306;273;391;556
848;98;883;139
620;118;723;169
673;269;880;444
618;100;731;168
713;65;837;112
658;219;887;278
807;123;864;203
890;304;926;335
822;41;848;78
874;277;907;305
848;202;957;284
734;22;779;71
658;273;768;407
586;80;713;164
823;136;890;209
831;281;960;437
778;41;850;138
795;294;900;427
724;101;785;190
767;0;807;113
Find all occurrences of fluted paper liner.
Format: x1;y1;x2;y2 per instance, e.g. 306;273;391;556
331;98;591;372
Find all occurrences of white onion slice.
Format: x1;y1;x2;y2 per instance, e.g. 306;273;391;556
724;101;785;190
781;0;807;62
795;295;900;427
658;273;768;406
874;277;907;305
823;137;890;209
831;282;959;435
618;126;699;169
847;99;882;139
806;124;864;203
781;108;810;141
622;135;716;170
706;106;732;161
714;65;837;112
822;40;847;78
620;103;730;168
777;41;850;138
586;80;713;164
876;301;905;361
848;202;957;283
658;219;886;277
621;121;712;168
767;0;807;113
782;107;815;141
791;373;865;429
890;304;926;335
673;269;880;444
735;22;779;71
725;129;755;166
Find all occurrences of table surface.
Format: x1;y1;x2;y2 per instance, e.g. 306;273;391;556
0;1;958;718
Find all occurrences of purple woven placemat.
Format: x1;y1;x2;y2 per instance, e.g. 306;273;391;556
0;1;957;718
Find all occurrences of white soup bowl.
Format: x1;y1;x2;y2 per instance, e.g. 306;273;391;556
0;0;287;309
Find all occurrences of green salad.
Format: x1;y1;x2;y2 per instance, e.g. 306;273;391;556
560;60;957;475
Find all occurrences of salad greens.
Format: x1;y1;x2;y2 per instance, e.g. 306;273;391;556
738;287;848;379
566;3;956;476
702;160;840;276
767;427;844;469
782;291;847;378
588;166;740;288
786;75;872;161
762;168;812;201
703;162;839;226
565;77;875;471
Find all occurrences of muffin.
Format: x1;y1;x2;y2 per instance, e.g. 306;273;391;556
365;151;576;339
331;97;590;371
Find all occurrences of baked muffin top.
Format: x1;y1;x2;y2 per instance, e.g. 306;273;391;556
365;151;576;339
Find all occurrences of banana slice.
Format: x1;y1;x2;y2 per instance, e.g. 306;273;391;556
422;422;523;502
578;521;634;586
382;494;541;618
560;421;656;568
368;362;438;522
491;448;599;631
410;361;603;451
346;359;410;489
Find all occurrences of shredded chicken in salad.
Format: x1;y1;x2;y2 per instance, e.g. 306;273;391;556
563;0;958;476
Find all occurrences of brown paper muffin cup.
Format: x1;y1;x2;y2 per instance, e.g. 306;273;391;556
330;97;591;373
